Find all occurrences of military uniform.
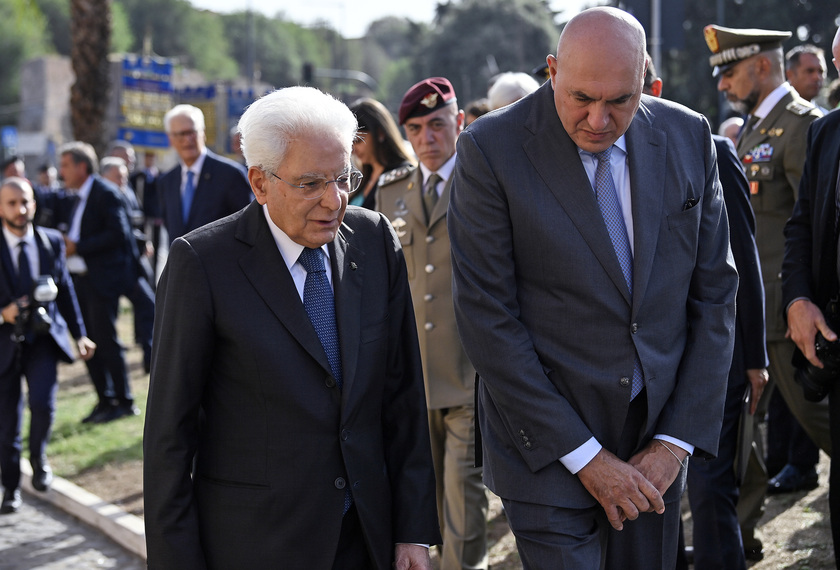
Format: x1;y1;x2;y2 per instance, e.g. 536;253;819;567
378;161;487;569
706;24;828;560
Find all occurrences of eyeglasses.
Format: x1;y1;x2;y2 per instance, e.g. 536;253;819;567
269;169;363;200
170;129;198;140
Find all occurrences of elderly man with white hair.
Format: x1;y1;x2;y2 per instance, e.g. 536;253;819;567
158;104;252;242
143;86;440;569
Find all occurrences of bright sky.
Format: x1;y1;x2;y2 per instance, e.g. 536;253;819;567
189;0;594;38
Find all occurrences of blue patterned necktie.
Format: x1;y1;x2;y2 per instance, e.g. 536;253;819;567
17;241;32;297
182;170;196;225
298;247;352;514
594;147;644;398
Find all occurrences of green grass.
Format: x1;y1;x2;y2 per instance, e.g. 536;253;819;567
20;306;148;479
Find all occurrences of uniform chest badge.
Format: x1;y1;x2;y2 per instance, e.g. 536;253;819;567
391;216;407;237
759;127;784;137
744;143;773;163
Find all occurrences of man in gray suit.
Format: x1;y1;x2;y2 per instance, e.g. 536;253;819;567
448;8;738;568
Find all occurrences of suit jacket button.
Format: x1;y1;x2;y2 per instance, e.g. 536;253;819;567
631;323;638;333
335;477;346;489
620;377;630;387
425;264;435;274
519;430;526;436
325;377;336;388
424;322;434;331
524;442;532;449
424;294;434;302
425;235;435;243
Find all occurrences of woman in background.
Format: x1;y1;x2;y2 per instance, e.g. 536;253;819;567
349;98;415;210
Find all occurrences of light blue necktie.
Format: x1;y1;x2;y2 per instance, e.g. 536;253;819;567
594;147;644;399
298;247;352;514
182;170;195;225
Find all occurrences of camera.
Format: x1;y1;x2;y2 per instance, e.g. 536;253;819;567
795;330;840;402
12;275;58;343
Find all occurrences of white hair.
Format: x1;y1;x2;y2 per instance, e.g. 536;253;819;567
237;86;357;172
488;72;541;110
100;156;128;176
164;104;206;133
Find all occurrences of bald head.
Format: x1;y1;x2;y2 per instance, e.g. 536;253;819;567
558;7;646;71
548;7;647;153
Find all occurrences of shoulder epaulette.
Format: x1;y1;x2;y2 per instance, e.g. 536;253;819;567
378;165;415;187
786;99;817;116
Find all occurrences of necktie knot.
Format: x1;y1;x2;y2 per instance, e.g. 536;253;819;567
298;247;325;274
595;147;613;165
423;173;441;222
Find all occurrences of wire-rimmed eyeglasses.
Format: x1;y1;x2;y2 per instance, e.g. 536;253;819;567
269;169;363;200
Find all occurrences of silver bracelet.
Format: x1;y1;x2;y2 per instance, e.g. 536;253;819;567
658;440;688;469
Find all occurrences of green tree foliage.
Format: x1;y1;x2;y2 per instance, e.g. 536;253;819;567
114;0;236;79
424;0;560;103
0;0;50;122
35;0;71;55
222;12;331;88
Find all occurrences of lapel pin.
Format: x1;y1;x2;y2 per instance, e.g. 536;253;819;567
349;262;358;270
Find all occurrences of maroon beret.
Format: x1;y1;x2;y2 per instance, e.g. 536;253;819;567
398;77;457;125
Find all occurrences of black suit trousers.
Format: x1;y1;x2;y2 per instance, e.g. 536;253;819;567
0;336;60;491
72;274;132;405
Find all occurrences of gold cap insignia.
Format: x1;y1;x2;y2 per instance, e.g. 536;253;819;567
704;26;719;53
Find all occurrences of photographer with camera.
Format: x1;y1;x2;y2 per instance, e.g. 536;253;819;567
0;178;95;515
781;26;840;566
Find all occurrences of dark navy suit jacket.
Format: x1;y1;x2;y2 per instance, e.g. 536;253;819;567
74;177;137;299
0;226;86;373
714;135;768;380
158;150;252;241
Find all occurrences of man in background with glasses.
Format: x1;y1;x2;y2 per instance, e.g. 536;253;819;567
144;86;440;569
378;77;488;570
158;104;252;243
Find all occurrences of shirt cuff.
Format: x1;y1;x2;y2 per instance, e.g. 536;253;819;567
559;437;602;474
653;434;694;456
786;296;811;316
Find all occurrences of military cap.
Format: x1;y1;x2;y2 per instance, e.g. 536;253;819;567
398;77;456;125
704;25;792;76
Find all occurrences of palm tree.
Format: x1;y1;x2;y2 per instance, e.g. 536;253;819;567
70;0;111;157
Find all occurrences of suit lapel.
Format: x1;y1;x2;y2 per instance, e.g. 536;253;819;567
404;169;426;227
330;225;365;402
236;203;334;377
624;108;666;316
0;235;16;294
34;228;54;275
523;84;632;304
737;92;792;156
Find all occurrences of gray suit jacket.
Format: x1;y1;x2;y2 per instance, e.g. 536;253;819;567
143;202;440;569
448;83;738;508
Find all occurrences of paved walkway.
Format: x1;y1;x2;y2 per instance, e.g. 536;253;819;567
0;490;144;569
